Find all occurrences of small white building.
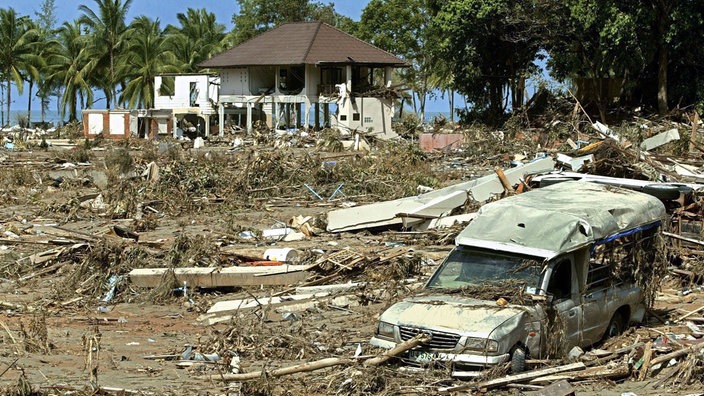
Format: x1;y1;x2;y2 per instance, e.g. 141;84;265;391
152;73;220;138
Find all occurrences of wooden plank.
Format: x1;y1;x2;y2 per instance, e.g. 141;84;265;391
205;293;328;314
663;231;704;247
128;265;312;288
439;362;586;393
530;364;630;383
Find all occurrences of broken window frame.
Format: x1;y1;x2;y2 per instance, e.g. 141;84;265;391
586;222;661;293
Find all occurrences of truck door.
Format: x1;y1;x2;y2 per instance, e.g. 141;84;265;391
545;258;582;355
581;253;614;345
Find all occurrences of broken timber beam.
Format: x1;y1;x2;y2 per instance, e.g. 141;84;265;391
529;363;630;384
649;340;704;369
205;333;430;382
128;265;313;288
206;357;353;382
439;362;586;393
363;333;431;367
663;231;704;247
494;167;514;194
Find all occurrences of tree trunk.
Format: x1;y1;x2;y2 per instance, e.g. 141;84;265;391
449;89;454;122
654;0;672;115
27;80;33;127
5;80;10;127
656;36;668;115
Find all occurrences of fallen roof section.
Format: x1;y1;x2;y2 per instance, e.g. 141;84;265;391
326;157;555;233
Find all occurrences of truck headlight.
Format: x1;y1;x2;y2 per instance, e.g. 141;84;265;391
376;321;395;338
462;337;499;353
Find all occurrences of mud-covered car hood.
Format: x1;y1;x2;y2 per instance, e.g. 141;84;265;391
380;294;527;336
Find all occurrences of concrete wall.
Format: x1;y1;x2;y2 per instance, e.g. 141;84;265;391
82;110;131;139
154;74;218;114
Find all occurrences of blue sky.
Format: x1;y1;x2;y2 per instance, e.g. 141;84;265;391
1;0;459;122
0;0;369;30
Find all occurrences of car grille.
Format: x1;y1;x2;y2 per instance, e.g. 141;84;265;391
399;326;461;349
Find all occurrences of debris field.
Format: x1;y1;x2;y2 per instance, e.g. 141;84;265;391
1;112;704;395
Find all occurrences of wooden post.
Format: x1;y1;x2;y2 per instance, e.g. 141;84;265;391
690;111;699;154
363;333;431;367
495;167;515;194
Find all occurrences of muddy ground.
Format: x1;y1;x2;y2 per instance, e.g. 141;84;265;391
0;123;703;395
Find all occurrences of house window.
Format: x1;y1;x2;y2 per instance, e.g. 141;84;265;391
189;82;199;106
353;113;360;121
364;116;373;124
340;115;347;121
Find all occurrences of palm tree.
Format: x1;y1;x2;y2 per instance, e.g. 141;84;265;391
165;8;227;72
47;20;94;122
78;0;132;109
34;0;58;125
119;16;178;109
0;8;39;126
22;18;48;126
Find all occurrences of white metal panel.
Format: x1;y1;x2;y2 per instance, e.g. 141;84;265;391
157;119;168;134
88;113;103;135
109;113;125;135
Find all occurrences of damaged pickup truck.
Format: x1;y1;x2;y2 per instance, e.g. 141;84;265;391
370;181;667;377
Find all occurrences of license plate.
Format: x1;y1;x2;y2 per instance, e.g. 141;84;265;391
408;349;437;363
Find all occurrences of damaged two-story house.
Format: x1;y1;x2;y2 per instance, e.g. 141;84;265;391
199;21;408;140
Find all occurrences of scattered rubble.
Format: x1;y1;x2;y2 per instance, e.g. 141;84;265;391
1;109;704;394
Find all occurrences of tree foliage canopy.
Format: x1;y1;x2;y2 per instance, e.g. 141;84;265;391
230;0;355;45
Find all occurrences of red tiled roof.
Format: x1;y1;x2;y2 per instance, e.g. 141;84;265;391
200;21;407;68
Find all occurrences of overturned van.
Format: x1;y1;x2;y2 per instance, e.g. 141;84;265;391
370;181;667;376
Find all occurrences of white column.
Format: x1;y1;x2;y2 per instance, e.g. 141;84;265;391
218;103;225;137
346;65;353;93
304;99;310;131
384;66;392;87
246;102;253;134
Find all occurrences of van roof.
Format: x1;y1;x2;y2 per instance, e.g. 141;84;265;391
456;181;667;259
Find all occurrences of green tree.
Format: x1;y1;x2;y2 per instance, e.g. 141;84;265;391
230;0;354;45
48;20;94;121
433;0;542;125
165;8;227;72
33;0;58;124
358;0;445;122
78;0;132;109
546;0;643;122
22;18;47;126
661;1;704;112
120;16;178;108
629;0;699;115
0;8;39;126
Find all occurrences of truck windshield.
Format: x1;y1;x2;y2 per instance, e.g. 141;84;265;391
426;247;543;293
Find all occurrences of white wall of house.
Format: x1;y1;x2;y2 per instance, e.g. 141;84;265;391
154;74;218;114
220;68;249;96
334;96;394;137
304;64;320;97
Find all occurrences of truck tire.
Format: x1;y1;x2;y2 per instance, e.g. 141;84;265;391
605;312;626;339
510;346;527;373
642;184;682;201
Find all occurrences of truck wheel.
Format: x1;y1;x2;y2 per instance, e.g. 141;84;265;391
605;313;625;339
510;346;527;373
642;184;681;201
